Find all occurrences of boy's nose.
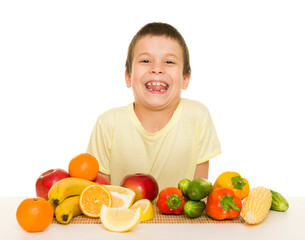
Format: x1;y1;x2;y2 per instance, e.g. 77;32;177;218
150;63;164;74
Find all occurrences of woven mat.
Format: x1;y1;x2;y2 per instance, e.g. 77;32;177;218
52;204;244;224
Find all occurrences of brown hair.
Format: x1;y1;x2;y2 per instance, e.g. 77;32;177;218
125;22;191;76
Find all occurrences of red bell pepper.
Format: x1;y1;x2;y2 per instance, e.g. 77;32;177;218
205;188;242;220
156;187;185;214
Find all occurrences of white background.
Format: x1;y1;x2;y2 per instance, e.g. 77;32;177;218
1;0;304;197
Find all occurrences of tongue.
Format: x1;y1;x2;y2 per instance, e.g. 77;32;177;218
150;85;167;91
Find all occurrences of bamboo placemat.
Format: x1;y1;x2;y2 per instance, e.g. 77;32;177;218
52;204;244;224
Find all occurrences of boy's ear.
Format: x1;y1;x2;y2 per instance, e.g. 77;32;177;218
125;70;132;88
182;73;191;90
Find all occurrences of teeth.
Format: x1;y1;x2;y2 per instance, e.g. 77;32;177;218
146;81;168;87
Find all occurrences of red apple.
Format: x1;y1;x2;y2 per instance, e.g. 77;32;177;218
120;173;159;202
94;172;110;185
35;169;70;200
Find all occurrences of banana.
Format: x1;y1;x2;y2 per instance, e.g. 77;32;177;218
48;177;95;206
48;199;56;216
55;196;82;224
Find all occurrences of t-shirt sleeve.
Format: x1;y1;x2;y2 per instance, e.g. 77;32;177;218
196;108;221;164
86;115;112;175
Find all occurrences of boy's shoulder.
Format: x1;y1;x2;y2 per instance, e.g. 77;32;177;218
97;104;130;123
181;98;209;112
180;99;212;125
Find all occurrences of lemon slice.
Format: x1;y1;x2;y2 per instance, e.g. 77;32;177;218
103;185;135;208
130;199;154;221
100;205;143;232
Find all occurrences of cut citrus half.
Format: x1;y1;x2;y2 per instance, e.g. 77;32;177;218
130;199;154;221
103;185;135;208
100;205;143;232
79;184;112;218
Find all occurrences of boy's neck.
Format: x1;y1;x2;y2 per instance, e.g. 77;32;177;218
133;102;179;134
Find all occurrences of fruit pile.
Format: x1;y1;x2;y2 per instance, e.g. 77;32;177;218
16;153;158;233
155;171;289;225
16;153;289;234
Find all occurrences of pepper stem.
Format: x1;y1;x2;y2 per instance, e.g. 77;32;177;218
166;194;182;209
220;195;241;212
231;176;246;190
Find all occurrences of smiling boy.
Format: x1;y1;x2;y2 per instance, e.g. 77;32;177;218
125;34;190;133
87;22;221;190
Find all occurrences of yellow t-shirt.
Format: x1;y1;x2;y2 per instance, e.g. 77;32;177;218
87;98;221;190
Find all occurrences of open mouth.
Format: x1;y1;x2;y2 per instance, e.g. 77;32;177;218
145;81;169;93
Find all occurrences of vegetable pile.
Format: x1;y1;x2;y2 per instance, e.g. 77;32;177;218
156;171;289;225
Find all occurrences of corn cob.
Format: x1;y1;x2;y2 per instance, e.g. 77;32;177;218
241;186;272;224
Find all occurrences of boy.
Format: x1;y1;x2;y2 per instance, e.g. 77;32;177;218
87;22;221;190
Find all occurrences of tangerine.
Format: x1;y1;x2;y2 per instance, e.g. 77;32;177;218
68;153;99;181
16;198;53;232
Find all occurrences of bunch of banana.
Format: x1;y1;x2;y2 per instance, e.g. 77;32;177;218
48;177;95;224
55;196;82;224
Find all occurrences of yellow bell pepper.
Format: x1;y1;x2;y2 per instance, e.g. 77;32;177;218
213;171;250;200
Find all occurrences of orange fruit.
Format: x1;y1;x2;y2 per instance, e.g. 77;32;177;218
16;198;53;232
79;184;112;218
68;153;99;181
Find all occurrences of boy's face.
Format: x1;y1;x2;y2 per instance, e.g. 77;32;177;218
125;35;190;111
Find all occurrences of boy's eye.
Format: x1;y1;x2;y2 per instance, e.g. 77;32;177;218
165;60;175;64
140;60;150;63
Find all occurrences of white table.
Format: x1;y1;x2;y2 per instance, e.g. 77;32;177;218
1;197;304;240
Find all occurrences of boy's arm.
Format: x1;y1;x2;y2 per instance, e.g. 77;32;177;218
193;161;209;179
